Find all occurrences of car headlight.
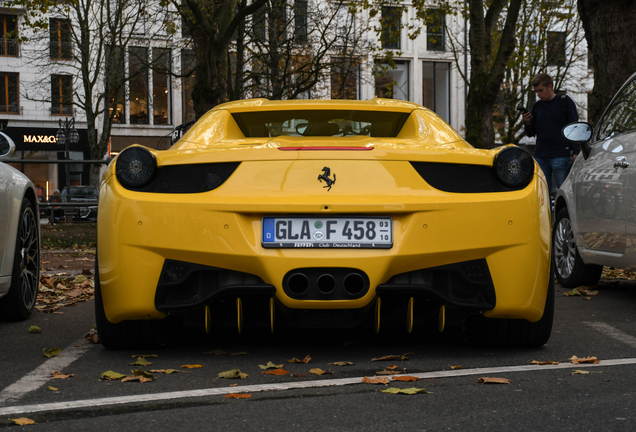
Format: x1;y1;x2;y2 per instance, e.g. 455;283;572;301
115;147;157;189
493;146;534;189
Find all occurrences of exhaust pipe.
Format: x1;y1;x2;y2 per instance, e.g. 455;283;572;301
287;273;309;295
317;274;336;294
343;273;365;296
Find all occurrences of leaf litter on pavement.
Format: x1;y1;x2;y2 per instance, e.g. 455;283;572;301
35;274;95;313
287;355;311;364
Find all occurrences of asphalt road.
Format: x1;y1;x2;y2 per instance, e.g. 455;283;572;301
1;279;636;430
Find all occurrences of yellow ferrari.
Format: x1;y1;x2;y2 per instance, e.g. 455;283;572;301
96;99;553;349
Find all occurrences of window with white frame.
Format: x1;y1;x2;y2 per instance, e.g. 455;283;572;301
422;61;450;123
381;6;401;50
375;61;409;101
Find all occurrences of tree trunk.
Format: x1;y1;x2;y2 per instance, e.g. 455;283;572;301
578;0;636;123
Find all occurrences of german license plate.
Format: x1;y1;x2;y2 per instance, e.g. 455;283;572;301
262;217;392;249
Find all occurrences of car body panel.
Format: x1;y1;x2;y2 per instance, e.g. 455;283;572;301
98;99;551;326
0;161;38;296
556;72;636;270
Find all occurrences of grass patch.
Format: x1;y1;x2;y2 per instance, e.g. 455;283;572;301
41;223;97;249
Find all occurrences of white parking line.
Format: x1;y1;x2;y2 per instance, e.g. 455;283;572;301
584;322;636;349
0;339;93;406
1;357;635;416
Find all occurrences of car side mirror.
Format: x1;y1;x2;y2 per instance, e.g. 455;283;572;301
562;122;592;160
0;131;15;159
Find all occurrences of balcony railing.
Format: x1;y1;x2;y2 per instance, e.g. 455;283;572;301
50;105;73;115
0;105;22;114
0;39;20;57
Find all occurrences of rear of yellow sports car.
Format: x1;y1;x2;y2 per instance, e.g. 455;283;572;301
96;99;553;349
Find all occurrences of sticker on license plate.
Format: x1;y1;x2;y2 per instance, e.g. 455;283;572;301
262;217;392;249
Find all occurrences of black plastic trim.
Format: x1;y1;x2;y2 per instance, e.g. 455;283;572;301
121;162;240;193
410;161;519;193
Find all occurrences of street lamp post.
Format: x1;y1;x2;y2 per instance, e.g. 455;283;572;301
56;117;80;198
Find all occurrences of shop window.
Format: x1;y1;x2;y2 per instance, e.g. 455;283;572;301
426;9;445;52
0;14;19;57
51;75;73;115
294;0;307;43
107;46;126;124
0;72;19;114
152;48;171;125
374;61;409;101
129;47;149;125
422;61;450;123
381;7;401;50
331;58;360;100
181;50;196;123
547;31;566;67
49;18;72;60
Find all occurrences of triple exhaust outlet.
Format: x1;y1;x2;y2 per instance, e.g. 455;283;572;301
283;268;369;300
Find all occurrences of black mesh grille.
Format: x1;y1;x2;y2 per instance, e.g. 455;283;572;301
123;162;240;193
410;162;516;193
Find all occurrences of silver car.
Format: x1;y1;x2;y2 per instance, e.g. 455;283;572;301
554;72;636;287
0;132;40;320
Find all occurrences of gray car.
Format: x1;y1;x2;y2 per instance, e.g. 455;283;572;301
0;132;40;320
553;72;636;287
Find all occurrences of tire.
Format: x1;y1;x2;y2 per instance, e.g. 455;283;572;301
552;207;602;288
95;256;179;349
469;262;555;348
0;198;40;321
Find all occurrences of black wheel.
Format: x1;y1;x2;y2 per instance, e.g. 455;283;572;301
95;256;180;349
552;207;602;288
0;198;40;321
469;262;555;348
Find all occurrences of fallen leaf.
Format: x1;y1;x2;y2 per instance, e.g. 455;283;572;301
563;288;582;297
392;376;419;382
28;326;41;334
12;418;36;425
164;369;179;374
287;355;311;364
259;361;284;370
43;347;61;358
376;369;403;375
381;387;431;395
121;376;153;383
101;370;126;380
203;349;227;355
362;376;390;384
570;370;590;375
478;377;510;384
450;365;462;370
181;364;203;369
51;371;74;379
328;361;354;366
230;352;248;356
48;386;58;391
261;368;290;375
230;384;238;387
569;356;600;364
308;368;333;375
132;370;155;379
129;357;153;366
84;330;99;344
82;268;93;275
131;354;158;358
371;352;412;362
386;364;398;370
225;393;252;399
71;275;88;284
532;360;559;365
218;369;248;379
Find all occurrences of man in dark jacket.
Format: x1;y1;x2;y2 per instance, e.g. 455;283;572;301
523;73;579;192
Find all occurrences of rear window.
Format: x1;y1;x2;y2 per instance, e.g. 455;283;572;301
231;110;411;138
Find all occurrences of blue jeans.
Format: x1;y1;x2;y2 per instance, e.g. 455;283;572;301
535;156;570;193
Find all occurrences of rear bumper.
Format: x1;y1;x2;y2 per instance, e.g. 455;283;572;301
98;169;551;324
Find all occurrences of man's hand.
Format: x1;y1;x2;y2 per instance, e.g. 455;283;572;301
522;111;533;124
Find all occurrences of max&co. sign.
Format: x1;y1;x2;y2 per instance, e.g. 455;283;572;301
23;135;57;144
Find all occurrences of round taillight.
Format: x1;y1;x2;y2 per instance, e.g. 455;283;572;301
493;146;534;189
115;147;157;189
